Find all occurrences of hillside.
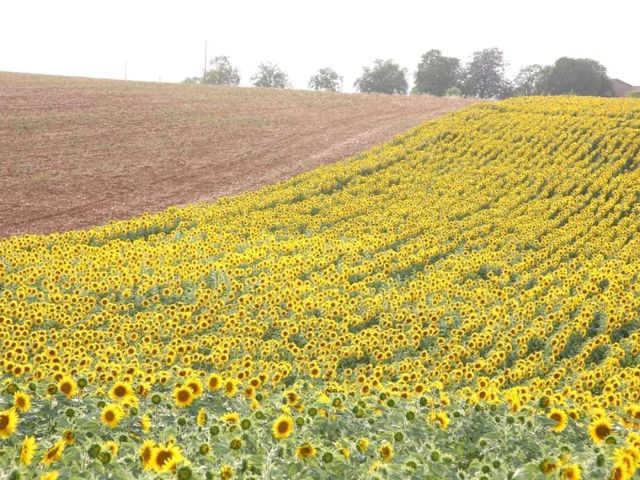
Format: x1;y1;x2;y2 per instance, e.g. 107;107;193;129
2;97;640;478
0;72;473;237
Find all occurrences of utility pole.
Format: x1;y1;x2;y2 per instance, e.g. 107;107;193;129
124;60;128;81
204;41;208;78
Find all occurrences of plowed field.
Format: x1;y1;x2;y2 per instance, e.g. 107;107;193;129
0;72;474;237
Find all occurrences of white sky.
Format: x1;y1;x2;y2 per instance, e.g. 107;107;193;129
1;0;638;92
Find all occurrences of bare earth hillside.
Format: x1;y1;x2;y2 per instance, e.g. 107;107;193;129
0;72;476;237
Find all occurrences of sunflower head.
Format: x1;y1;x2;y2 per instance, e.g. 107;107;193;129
207;373;222;391
0;408;19;439
357;438;370;453
560;464;582;480
613;448;637;477
103;440;119;457
20;435;36;466
140;440;156;470
548;408;569;433
109;381;134;403
379;442;393;462
140;414;152;433
100;403;125;428
14;392;31;413
220;464;234;480
220;411;240;426
272;415;294;440
588;417;613;444
430;411;450;430
539;458;558;474
186;378;204;398
57;375;78;399
42;439;66;465
196;408;207;427
151;443;183;473
224;379;238;397
296;442;317;459
173;386;194;408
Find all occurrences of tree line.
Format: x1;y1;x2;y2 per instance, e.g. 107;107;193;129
184;48;616;98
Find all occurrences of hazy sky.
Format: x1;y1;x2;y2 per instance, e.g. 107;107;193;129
1;0;638;91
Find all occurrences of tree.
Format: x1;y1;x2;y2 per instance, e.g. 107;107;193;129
462;48;510;99
540;57;613;96
513;64;548;96
251;62;290;89
354;59;408;95
202;56;241;86
413;49;461;96
182;76;201;85
445;86;462;97
308;67;343;92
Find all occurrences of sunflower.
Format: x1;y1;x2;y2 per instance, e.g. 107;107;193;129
430;411;450;430
109;381;134;403
560;464;582;480
197;408;207;427
224;379;238;397
613;448;637;478
207;373;222;391
588;417;613;444
20;435;36;466
540;458;558;474
173;386;194;408
100;403;125;428
284;390;298;405
103;441;119;457
57;375;78;399
272;415;294;440
140;440;156;471
357;438;370;453
221;411;240;426
186;377;204;398
339;446;350;460
220;464;234;480
548;408;569;433
626;444;640;467
296;442;317;459
627;432;640;450
611;463;632;480
140;414;151;433
40;472;59;480
379;442;394;462
151;443;183;473
14;392;31;413
0;408;19;439
42;439;66;465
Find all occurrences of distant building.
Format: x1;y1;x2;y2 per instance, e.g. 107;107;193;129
610;79;640;97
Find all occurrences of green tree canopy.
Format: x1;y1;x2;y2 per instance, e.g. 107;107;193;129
540;57;613;96
413;49;461;96
203;56;241;86
251;62;290;89
354;59;408;95
463;48;511;99
308;68;343;92
513;64;549;96
182;76;201;85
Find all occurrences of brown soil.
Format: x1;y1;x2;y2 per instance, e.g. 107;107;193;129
0;72;477;237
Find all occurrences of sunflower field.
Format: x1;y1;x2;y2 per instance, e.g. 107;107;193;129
1;97;640;479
